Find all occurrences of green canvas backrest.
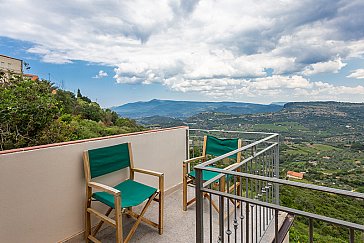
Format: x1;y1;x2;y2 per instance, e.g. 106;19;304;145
88;143;131;178
205;135;239;159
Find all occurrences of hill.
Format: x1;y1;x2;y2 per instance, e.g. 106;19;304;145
111;99;282;118
185;101;364;242
0;74;143;150
136;115;185;127
186;101;364;143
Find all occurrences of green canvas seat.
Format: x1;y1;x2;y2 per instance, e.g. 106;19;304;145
188;167;233;182
83;142;164;243
188;167;221;182
205;135;240;159
183;135;242;211
93;179;157;208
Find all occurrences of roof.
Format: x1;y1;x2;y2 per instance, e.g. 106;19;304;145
0;54;23;62
287;171;304;179
24;74;39;81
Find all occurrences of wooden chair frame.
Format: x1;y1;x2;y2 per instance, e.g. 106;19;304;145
83;143;164;243
183;136;242;211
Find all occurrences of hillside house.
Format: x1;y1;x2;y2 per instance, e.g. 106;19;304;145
287;170;304;180
0;54;23;74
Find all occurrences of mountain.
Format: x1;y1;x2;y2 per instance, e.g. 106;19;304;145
111;99;283;118
185;101;364;143
137;115;185;127
271;102;287;106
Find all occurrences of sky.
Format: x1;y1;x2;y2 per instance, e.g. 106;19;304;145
1;0;364;108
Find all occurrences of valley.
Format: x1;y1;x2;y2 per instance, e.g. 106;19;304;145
131;101;364;242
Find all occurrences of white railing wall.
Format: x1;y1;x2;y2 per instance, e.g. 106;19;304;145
0;127;187;243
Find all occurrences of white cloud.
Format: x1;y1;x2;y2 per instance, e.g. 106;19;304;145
93;70;108;79
347;69;364;79
1;0;364;101
302;58;347;76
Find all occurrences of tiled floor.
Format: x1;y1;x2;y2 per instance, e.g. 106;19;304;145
83;187;284;243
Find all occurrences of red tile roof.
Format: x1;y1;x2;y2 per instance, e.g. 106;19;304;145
287;171;304;179
24;74;39;81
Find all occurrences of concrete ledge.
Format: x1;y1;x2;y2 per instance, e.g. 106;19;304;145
0;127;187;243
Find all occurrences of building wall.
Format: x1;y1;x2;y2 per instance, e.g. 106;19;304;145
0;127;187;243
0;55;22;74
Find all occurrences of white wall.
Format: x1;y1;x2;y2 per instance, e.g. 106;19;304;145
0;127;187;243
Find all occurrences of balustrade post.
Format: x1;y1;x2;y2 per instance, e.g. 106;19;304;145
195;167;204;243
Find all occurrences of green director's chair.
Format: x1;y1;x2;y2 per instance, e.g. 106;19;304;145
183;135;242;211
83;143;164;243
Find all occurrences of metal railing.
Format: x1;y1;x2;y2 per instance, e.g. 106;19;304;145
189;129;279;242
191;130;364;243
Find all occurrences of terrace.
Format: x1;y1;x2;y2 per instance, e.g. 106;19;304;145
0;127;363;242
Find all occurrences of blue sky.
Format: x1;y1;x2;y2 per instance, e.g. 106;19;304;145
1;0;364;108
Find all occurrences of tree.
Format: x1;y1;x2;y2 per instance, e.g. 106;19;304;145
103;109;119;125
76;88;82;98
0;74;143;150
54;89;77;114
23;62;31;70
0;75;61;149
76;88;91;103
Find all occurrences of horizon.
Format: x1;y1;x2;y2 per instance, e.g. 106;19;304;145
1;1;364;107
113;98;364;109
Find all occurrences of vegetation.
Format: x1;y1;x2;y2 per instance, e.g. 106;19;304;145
179;102;364;242
281;185;364;242
280;143;364;242
184;101;364;144
0;74;143;150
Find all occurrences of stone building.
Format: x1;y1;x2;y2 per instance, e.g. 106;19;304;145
0;54;23;74
0;54;23;82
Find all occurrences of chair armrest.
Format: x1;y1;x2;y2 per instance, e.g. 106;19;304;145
131;168;164;194
224;163;239;170
132;168;164;177
183;155;205;164
88;181;120;196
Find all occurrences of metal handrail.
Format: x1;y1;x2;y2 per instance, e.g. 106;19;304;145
202;143;278;187
202;188;364;232
193;130;280;243
195;133;279;168
194;130;364;243
189;128;278;136
201;167;364;200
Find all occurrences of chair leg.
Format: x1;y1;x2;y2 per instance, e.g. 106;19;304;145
228;181;241;208
159;176;164;235
125;192;158;242
205;193;219;212
93;207;113;236
126;210;159;228
183;164;188;211
85;209;91;242
115;197;123;243
187;197;196;207
85;188;92;242
126;207;132;218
